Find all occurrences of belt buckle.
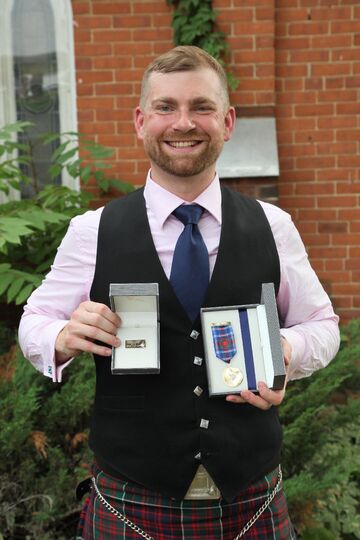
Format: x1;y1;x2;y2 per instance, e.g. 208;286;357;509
184;465;221;500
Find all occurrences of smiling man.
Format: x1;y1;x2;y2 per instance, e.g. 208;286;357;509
19;46;340;539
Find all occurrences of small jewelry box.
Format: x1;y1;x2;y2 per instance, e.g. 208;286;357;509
200;283;285;396
109;283;160;374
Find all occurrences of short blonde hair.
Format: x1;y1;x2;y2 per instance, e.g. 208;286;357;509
140;46;230;109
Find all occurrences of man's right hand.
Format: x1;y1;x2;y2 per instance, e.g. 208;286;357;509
55;301;121;365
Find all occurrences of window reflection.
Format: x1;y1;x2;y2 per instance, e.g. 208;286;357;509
12;0;60;198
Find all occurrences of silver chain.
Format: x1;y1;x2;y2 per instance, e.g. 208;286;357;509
234;467;283;539
91;466;282;540
91;477;154;540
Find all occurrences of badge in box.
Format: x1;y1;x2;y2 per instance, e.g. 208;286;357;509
200;283;285;396
109;283;160;374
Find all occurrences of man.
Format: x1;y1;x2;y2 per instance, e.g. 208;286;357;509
19;46;340;539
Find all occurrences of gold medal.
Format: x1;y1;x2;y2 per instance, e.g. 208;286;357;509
223;366;243;387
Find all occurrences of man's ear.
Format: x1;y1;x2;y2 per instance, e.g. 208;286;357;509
134;107;145;140
224;107;236;142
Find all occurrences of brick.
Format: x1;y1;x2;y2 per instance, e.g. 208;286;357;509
332;49;360;62
278;91;316;104
332;297;352;309
289;21;329;35
318;195;357;208
217;8;254;23
296;104;335;117
297;209;337;221
76;43;112;56
318;90;357;103
338;155;360;168
96;109;133;122
319;222;348;233
302;233;330;246
280;196;315;208
311;7;352;20
284;79;304;91
326;260;345;272
233;21;274;35
276;8;309;22
295;130;333;143
317;142;357;155
331;20;360;34
305;78;323;90
336;129;360;141
132;28;172;41
311;35;352;49
77;16;112;28
98;134;137;147
345;76;360;88
296;183;334;195
311;64;351;77
228;37;254;50
93;2;131;15
345;259;360;271
276;64;308;77
93;57;133;69
72;1;91;15
336;182;360;194
133;2;171;14
256;7;274;20
336;103;360;115
80;70;114;84
325;78;345;89
77;83;94;96
113;15;153;27
316;169;355;182
318;116;357;129
93;29;132;41
234;50;274;63
77;97;115;110
95;83;134;96
296;156;336;169
351;222;360;233
275;37;311;50
308;247;347;259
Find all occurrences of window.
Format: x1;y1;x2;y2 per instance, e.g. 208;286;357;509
0;0;78;200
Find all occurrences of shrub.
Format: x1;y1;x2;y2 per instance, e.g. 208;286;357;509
0;348;95;539
280;319;360;539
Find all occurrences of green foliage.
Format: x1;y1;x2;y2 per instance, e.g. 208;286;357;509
281;319;360;538
0;122;134;307
167;0;239;90
0;348;95;539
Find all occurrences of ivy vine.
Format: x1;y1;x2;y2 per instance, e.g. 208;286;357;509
167;0;239;90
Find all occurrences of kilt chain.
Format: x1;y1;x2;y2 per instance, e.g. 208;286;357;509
91;466;282;540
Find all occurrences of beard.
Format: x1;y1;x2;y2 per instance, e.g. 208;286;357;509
142;133;224;178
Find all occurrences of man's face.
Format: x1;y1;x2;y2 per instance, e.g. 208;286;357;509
135;68;235;179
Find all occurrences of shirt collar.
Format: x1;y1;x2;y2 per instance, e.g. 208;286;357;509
143;170;222;228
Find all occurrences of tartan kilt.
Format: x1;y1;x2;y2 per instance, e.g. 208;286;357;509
76;464;297;540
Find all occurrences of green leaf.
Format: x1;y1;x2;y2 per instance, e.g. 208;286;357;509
15;283;36;305
7;276;26;303
0;272;13;296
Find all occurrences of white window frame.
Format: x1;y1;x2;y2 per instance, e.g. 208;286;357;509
0;0;78;202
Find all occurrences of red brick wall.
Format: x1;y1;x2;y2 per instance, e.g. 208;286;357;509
275;1;360;323
72;0;359;323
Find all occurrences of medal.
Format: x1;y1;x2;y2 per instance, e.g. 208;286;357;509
223;366;243;387
211;322;243;388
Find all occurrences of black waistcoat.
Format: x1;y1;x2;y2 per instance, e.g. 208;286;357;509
90;186;281;501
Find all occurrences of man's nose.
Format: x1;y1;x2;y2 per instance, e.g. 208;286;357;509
172;110;195;131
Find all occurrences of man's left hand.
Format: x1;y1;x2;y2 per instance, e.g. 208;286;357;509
225;337;292;410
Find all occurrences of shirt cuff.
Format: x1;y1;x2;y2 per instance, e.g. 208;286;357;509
279;327;307;381
39;320;73;383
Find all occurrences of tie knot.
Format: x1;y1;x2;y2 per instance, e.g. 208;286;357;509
173;204;204;226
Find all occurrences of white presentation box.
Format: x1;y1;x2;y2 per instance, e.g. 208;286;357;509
109;283;160;375
200;283;285;396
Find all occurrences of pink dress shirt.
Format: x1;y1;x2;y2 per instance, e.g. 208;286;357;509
19;173;340;383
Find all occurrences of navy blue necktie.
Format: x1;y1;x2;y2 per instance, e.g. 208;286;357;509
170;204;209;321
